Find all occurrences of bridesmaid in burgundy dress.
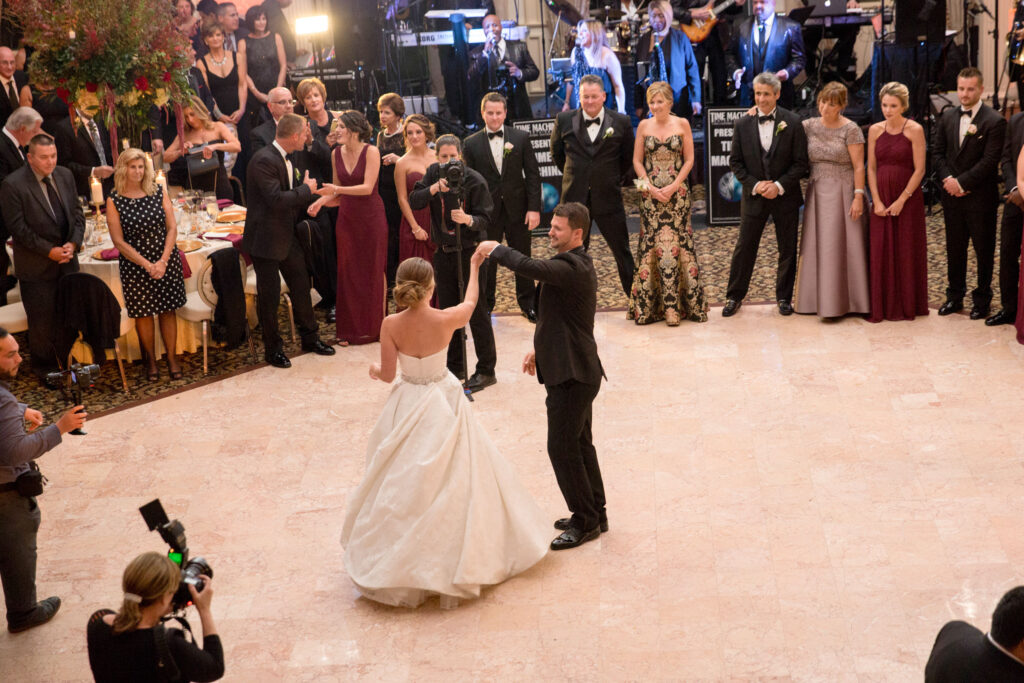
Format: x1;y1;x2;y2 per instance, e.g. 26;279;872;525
866;82;930;323
394;114;438;306
309;111;387;344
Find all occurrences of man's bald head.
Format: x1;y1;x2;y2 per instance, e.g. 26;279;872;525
0;47;16;80
266;86;295;121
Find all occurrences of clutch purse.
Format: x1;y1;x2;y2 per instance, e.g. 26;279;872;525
185;143;220;178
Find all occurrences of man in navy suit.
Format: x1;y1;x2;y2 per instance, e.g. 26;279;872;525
725;0;805;108
925;585;1024;681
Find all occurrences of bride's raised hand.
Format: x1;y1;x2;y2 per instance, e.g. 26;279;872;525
470;249;485;269
369;362;381;380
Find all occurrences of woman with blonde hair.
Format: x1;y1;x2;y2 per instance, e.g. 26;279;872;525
163;95;240;199
106;148;188;381
794;81;870;318
87;552;223;681
296;77;340;182
563;18;625;112
394;114;437;278
341;255;550;608
866;81;929;322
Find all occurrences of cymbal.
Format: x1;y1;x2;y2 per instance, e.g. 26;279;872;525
543;0;584;26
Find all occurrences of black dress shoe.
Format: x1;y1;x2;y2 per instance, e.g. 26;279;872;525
938;300;963;316
722;299;741;317
555;517;608;533
969;305;990;320
265;351;291;369
523;308;538;323
777;299;794;316
8;596;60;633
303;339;336;356
985;309;1016;326
550;526;601;550
465;372;496;392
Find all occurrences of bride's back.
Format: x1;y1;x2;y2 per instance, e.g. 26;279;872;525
389;306;455;359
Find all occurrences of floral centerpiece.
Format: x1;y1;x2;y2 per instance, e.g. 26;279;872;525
6;0;194;159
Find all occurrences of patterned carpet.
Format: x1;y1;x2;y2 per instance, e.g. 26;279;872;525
7;186;1005;419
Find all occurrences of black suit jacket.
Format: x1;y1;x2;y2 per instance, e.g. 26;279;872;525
1001;111;1024;219
462;125;541;224
728;107;808;215
725;16;806;107
0;71;28;129
240;145;313;260
550;107;634;216
409;163;492;249
490;244;603;386
250;119;276;156
53;116;114;198
924;621;1024;682
932;103;1006;210
0;165;84;282
467;40;539;120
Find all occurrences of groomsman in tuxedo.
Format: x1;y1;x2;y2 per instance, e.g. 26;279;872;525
725;0;805;108
722;72;808;317
52;103;114;199
478;202;607;550
0;135;84;384
932;67;1006;320
550;74;635;296
467;14;540;122
240;114;336;368
989;109;1024;327
0;107;42;306
462;92;541;321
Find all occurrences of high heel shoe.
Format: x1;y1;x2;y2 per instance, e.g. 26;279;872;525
166;358;183;381
665;310;681;327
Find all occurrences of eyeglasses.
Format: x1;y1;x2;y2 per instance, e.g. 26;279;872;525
271;99;297;106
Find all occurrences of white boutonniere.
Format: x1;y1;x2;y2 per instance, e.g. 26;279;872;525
775;120;787;135
603;127;614;140
965;124;978;136
503;141;514;157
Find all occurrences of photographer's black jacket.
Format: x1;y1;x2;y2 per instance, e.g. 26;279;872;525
409;163;493;250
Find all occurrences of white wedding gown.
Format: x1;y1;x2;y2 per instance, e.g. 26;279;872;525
340;349;550;607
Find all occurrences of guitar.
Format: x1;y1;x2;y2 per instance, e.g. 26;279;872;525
680;0;739;43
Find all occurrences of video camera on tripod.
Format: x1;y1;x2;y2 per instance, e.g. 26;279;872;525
46;362;99;436
439;158;466;201
139;499;213;612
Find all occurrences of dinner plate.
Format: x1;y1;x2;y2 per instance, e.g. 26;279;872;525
176;239;204;253
216;210;246;223
90;249;119;262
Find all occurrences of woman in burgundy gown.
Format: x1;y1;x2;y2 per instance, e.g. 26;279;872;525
866;82;930;323
394;115;437;301
309;111;387;344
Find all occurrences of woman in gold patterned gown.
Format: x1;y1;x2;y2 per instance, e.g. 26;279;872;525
628;81;709;325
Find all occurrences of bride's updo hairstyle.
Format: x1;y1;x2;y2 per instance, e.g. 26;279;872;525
393;257;434;308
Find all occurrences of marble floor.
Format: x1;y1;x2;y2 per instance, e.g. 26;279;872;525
2;305;1024;682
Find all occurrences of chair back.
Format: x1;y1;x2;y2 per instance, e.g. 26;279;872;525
196;258;218;309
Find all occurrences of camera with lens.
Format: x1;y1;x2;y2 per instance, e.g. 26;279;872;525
439;158;465;199
46;362;99;435
139;499;213;611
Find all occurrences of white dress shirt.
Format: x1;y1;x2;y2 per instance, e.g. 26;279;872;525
958;101;981;146
754;13;776;49
493;38;506;63
272;140;293;189
753;108;784;196
486;126;504;174
584;109;605;143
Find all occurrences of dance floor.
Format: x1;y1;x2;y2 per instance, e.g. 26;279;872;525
3;305;1024;681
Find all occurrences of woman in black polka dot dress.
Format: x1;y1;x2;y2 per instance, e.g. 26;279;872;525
106;148;187;381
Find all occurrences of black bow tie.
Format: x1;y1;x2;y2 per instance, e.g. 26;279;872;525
487;130;503;139
584;117;601;127
758;114;775;124
960;108;973;117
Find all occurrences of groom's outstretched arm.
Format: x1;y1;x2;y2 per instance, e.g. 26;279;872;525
478;241;580;288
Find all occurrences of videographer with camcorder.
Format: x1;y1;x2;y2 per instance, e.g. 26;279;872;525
409;134;497;391
0;325;86;634
87;552;223;682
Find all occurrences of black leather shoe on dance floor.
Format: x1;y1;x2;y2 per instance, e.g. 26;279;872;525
777;299;794;316
550;526;601;550
265;351;291;369
938;300;963;316
985;309;1016;326
722;299;741;317
303;339;336;356
555;517;608;533
465;373;496;392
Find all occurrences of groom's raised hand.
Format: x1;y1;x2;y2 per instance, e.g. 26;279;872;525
522;351;536;376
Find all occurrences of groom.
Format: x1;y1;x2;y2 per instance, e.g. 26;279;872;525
478;202;607;551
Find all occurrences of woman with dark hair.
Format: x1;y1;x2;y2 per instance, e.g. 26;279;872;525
175;0;199;40
163;95;241;200
308;111;388;345
241;5;286;128
197;22;248;182
376;92;406;286
87;552;223;682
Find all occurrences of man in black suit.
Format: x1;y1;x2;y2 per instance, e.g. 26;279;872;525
989;110;1024;327
672;0;744;106
250;87;297;155
0;107;42;306
0;47;30;130
550;74;635;297
240;114;336;368
467;14;540;122
53;104;114;200
0;135;84;383
925;585;1024;681
216;2;249;52
725;0;806;108
479;201;607;551
932;67;1007;320
462;92;541;320
409;134;496;391
636;0;702;121
722;71;808;317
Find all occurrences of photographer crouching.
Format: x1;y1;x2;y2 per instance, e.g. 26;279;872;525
409;134;497;391
87;552;223;682
0;325;85;633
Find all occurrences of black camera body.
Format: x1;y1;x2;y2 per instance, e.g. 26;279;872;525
139;499;213;611
439;158;465;200
47;362;99;435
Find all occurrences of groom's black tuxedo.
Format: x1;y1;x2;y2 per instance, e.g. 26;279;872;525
931;102;1006;309
550;107;635;296
725;106;808;303
489;243;606;532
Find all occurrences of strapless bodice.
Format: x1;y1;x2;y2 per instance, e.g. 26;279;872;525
398;349;449;385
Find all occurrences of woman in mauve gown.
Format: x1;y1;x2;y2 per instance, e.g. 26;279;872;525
308;111;387;344
866;81;930;323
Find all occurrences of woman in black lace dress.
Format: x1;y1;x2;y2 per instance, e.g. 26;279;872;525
241;5;286;129
106;149;187;381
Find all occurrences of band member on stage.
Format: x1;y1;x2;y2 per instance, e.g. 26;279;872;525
564;19;626;114
636;0;701;121
672;0;746;106
468;14;540;121
725;0;805;109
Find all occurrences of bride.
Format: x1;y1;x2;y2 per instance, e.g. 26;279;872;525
341;255;550;608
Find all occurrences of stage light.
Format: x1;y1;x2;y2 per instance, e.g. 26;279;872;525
295;15;329;36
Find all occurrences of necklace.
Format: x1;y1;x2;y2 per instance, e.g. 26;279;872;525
208;51;228;68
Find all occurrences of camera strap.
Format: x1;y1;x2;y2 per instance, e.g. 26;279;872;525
153;615;193;682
